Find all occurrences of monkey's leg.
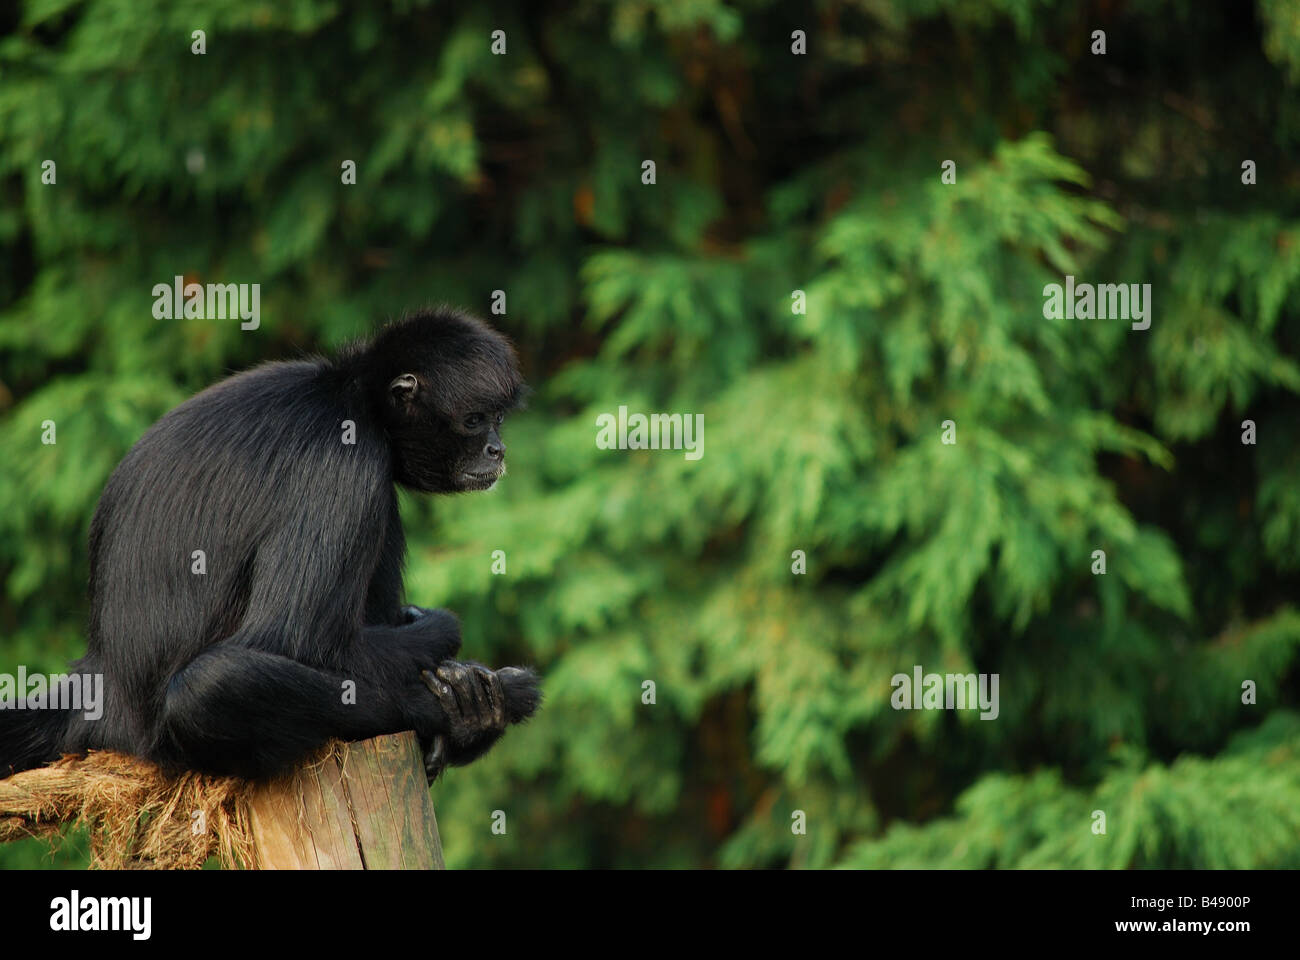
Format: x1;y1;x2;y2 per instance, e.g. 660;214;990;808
156;644;421;780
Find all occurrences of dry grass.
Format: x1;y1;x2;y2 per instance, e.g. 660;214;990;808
0;750;260;869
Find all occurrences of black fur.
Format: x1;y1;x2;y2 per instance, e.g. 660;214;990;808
0;307;540;780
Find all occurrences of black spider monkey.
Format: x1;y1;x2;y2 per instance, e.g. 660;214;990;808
0;307;540;782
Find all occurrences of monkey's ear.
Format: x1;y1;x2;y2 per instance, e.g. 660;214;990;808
389;373;419;403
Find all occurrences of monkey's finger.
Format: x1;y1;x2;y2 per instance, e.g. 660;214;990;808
458;663;495;723
464;666;497;723
475;665;504;720
436;662;481;717
471;664;506;728
459;663;493;719
422;669;462;718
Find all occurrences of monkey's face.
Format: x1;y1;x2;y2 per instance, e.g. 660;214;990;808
445;408;508;491
385;370;514;494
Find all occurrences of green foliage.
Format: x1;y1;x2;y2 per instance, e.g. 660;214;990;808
1;0;1298;869
842;712;1300;869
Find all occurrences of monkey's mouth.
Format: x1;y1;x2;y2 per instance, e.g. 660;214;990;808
459;469;502;490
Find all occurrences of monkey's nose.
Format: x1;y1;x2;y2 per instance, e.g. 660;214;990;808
484;441;504;460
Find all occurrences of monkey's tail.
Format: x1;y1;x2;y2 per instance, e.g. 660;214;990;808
0;706;68;779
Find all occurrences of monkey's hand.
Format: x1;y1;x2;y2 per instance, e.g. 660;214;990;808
396;605;462;660
418;662;541;781
400;604;432;625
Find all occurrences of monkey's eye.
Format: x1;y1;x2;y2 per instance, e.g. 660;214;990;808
465;414;486;430
494;413;504;426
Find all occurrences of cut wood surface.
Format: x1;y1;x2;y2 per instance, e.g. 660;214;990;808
248;731;444;870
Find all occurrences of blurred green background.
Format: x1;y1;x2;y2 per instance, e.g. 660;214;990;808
2;0;1300;869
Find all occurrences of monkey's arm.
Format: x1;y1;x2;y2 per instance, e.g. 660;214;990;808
154;643;441;779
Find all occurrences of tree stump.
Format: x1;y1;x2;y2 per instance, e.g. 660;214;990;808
247;731;444;869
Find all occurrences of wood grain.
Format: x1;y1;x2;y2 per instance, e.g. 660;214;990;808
248;731;444;870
